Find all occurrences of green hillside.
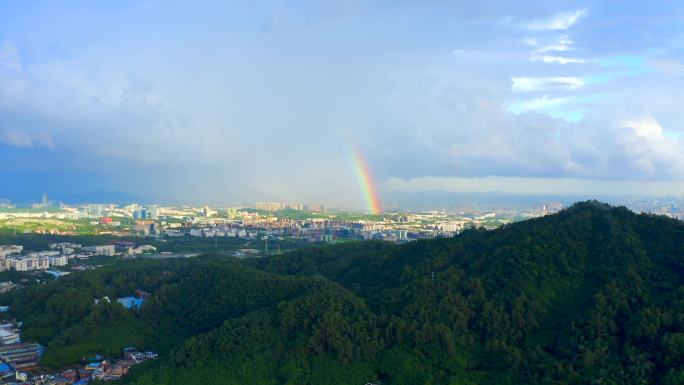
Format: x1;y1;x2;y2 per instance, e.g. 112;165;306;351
3;201;684;384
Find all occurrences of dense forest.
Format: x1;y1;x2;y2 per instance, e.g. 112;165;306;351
3;201;684;384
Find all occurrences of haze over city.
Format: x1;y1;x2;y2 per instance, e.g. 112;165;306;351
2;1;684;207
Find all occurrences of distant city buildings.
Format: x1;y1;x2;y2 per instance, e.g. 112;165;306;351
4;196;684;250
82;245;116;256
255;201;283;212
29;193;63;210
0;241;156;273
255;202;326;212
0;198;550;246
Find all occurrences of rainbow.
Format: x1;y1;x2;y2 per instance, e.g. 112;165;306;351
352;149;382;215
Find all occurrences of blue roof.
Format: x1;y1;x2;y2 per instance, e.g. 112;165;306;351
117;296;145;309
0;363;10;372
46;270;69;278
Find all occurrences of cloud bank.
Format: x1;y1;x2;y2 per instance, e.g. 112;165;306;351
1;1;684;204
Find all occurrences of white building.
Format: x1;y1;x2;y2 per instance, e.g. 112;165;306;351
10;259;29;271
440;221;465;232
83;245;116;256
127;245;157;255
0;245;23;259
36;257;49;269
49;256;68;267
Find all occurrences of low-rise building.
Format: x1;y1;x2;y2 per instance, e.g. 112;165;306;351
126;245;157;255
0;245;23;259
0;342;43;369
0;328;20;345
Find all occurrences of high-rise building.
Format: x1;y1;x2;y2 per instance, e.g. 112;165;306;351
41;193;48;207
285;202;303;210
255;202;283;212
149;206;159;220
88;204;103;218
307;203;326;212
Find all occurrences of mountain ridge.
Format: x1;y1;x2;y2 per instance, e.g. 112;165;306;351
3;201;684;385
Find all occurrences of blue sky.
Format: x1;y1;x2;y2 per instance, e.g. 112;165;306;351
1;1;684;205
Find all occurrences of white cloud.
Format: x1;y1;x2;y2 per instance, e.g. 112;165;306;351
523;38;539;46
511;77;584;92
538;36;575;53
529;36;585;64
653;59;684;75
507;95;572;114
532;55;585;64
526;9;587;31
622;116;663;137
614;115;684;174
0;43;202;163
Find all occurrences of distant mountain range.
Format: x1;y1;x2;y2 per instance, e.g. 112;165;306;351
382;190;681;211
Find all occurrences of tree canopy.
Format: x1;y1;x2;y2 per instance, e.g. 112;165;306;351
4;201;684;385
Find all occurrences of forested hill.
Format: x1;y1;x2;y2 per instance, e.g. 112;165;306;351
4;201;684;385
